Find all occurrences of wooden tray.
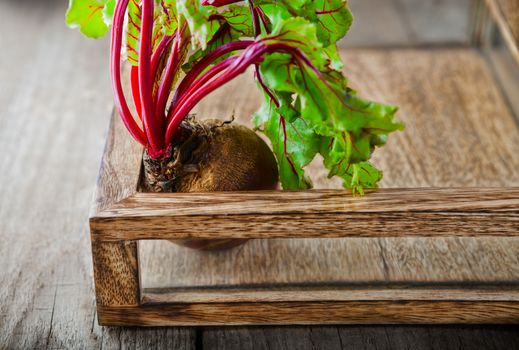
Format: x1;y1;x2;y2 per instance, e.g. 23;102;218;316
89;4;519;326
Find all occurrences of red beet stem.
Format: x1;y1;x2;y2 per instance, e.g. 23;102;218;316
130;65;142;120
172;40;253;108
111;0;146;145
155;26;188;125
139;0;164;157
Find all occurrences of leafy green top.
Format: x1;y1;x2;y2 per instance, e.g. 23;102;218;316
66;0;404;194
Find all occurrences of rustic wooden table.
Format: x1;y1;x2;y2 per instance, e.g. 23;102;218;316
1;0;519;348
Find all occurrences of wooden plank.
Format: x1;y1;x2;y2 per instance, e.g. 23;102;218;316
202;326;519;350
342;49;519;188
486;42;519;120
336;326;519;350
91;188;519;240
202;327;345;350
96;187;519;216
143;286;519;303
98;301;519;326
99;328;196;349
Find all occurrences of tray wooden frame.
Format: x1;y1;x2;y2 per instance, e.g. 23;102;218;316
90;1;519;326
89;112;519;326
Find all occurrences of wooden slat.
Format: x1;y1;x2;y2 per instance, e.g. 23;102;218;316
342;49;519;188
498;0;519;42
485;0;519;65
98;301;519;326
202;326;519;350
143;286;519;303
97;187;519;216
91;187;519;240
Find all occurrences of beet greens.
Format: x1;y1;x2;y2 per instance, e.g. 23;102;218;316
66;0;403;193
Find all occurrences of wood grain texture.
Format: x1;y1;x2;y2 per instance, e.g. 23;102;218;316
98;301;519;326
143;286;519;303
343;49;519;188
91;241;140;306
202;325;519;350
91;187;519;240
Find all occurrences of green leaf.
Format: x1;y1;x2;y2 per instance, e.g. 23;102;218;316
256;0;352;45
176;0;215;49
254;96;321;189
125;1;176;66
254;17;403;192
125;0;142;65
323;44;343;71
102;0;115;26
320;158;383;195
262;17;327;70
160;0;179;35
66;0;111;38
67;0;402;194
183;5;253;70
309;0;353;46
257;0;352;75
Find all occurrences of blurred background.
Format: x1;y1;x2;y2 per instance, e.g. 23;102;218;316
345;0;471;47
